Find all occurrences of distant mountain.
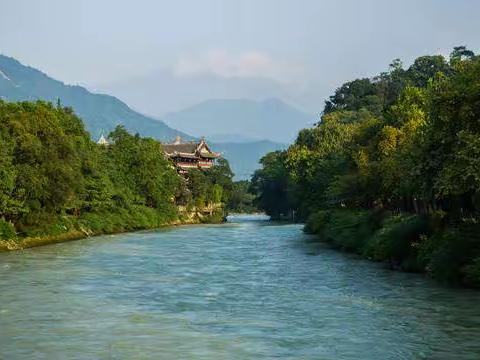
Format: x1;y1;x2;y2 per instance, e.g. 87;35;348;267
207;133;262;143
0;55;285;179
96;68;320;116
164;98;315;143
0;55;189;141
214;140;287;180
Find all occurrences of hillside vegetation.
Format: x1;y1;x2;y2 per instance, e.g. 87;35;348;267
251;47;480;287
0;101;233;250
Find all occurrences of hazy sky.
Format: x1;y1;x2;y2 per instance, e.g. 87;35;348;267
1;0;479;113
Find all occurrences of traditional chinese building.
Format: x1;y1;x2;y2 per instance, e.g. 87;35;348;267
161;136;220;174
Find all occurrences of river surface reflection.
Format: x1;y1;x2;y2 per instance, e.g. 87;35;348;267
1;215;479;359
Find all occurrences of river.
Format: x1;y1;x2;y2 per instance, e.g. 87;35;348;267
1;215;479;359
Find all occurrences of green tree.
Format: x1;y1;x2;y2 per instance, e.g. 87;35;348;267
251;151;292;219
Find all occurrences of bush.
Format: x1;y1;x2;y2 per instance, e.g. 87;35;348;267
364;214;428;271
305;209;382;253
304;210;331;234
463;257;480;288
419;224;480;286
306;209;430;271
200;208;225;224
0;218;17;240
322;209;373;252
306;208;480;287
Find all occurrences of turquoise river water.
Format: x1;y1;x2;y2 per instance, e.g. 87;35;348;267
1;215;480;359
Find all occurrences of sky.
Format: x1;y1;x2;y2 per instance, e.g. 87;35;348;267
1;0;480;114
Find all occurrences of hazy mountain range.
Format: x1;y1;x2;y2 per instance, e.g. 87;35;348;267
213;141;285;179
0;54;288;179
164;98;314;144
95;67;321;117
0;55;187;141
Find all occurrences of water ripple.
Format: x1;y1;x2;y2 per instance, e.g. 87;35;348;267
1;215;480;359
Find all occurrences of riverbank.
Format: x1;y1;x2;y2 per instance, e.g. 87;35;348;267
0;206;225;253
304;208;480;288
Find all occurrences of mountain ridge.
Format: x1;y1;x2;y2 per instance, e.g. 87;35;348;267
0;54;189;141
164;97;314;144
96;67;318;117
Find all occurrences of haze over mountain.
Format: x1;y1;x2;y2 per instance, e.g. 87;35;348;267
164;98;314;144
214;140;286;179
0;55;187;141
0;54;284;179
96;68;320;117
207;133;261;144
4;0;479;122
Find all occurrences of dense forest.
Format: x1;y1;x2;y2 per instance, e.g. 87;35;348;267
0;100;234;250
251;47;480;287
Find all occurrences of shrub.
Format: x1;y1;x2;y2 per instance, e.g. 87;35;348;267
419;224;480;286
364;214;428;271
306;209;381;253
200;208;225;224
322;209;373;252
307;209;431;272
463;257;480;288
304;210;331;234
0;218;17;240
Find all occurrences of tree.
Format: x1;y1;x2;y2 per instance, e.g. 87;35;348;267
450;46;475;64
406;55;451;87
251;151;292;219
227;180;257;213
324;78;382;115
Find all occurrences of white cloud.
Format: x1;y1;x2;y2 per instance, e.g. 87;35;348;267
173;49;305;83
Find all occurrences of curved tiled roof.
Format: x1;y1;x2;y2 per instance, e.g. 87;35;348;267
161;138;220;158
162;142;198;155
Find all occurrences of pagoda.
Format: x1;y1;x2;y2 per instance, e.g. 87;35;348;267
161;136;220;174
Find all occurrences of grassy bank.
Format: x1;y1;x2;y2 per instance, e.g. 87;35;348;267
0;206;226;252
305;209;480;288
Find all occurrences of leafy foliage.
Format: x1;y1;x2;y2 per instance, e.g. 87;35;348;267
251;151;293;219
253;47;480;286
227;180;258;213
0;101;233;243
